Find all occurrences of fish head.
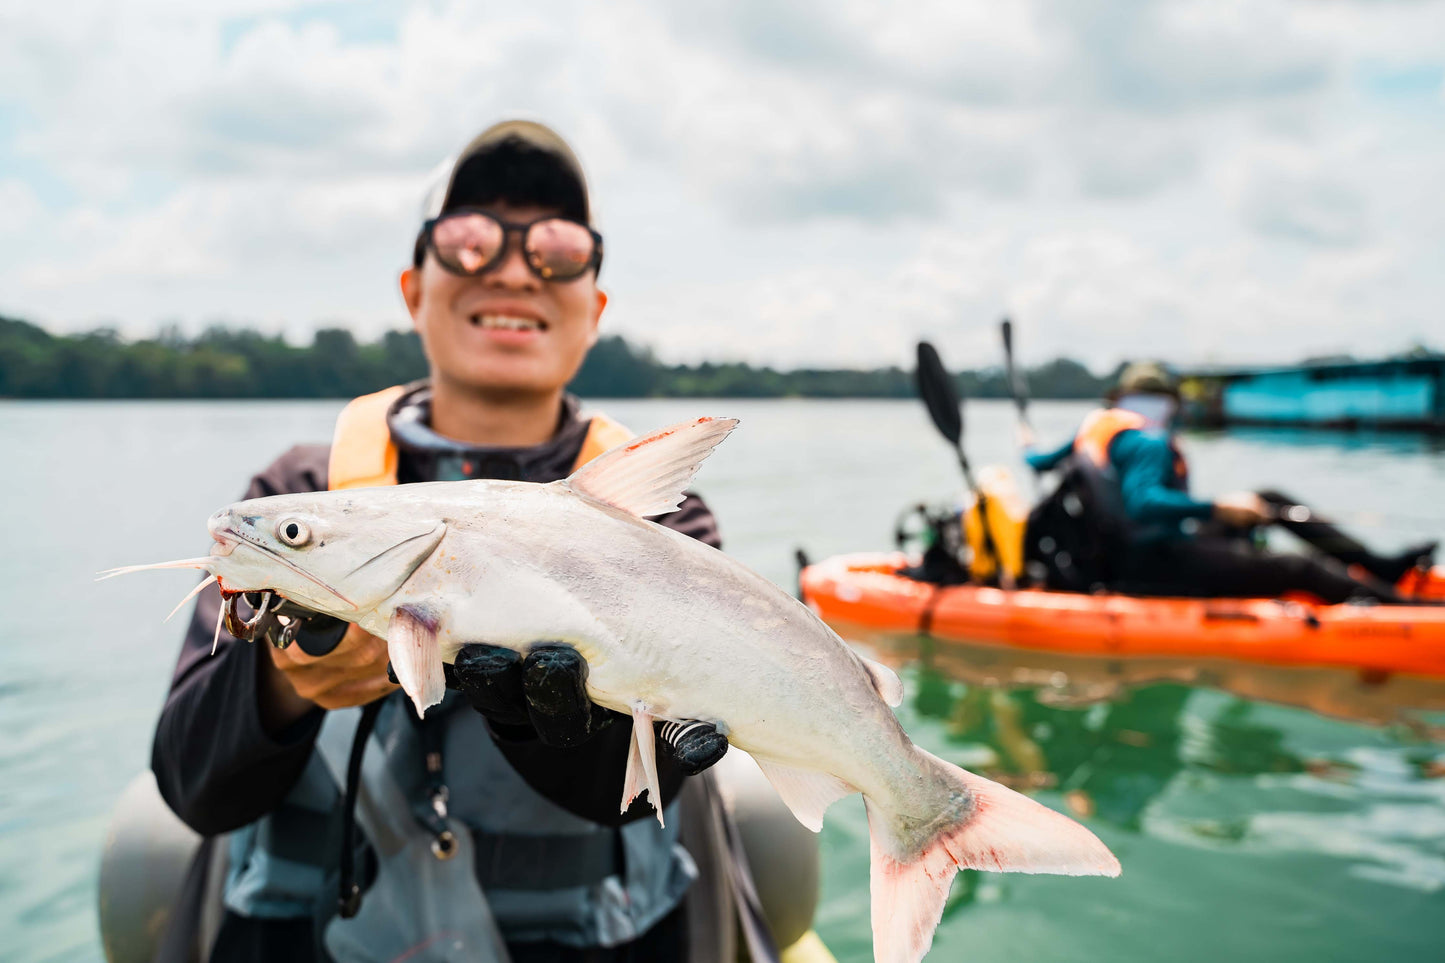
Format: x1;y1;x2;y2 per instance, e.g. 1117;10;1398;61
205;493;447;616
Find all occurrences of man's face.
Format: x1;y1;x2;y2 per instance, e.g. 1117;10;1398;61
401;201;604;399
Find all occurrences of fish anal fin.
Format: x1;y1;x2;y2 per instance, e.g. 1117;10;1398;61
565;417;738;518
862;656;904;707
622;724;644;812
753;758;853;832
620;708;665;827
388;605;445;718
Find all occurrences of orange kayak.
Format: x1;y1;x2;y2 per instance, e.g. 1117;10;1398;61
801;553;1445;678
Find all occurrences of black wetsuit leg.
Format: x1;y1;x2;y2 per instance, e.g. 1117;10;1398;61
1119;536;1396;604
207;914;314;963
1256;490;1435;583
1256;490;1371;559
508;902;686;963
206;902;686;963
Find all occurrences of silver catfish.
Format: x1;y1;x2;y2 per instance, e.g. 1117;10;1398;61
109;417;1119;963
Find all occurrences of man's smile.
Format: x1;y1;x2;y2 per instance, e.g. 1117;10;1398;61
469;314;548;332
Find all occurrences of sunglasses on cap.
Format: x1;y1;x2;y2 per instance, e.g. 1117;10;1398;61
418;208;604;282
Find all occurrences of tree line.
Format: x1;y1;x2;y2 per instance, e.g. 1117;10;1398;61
0;316;1110;400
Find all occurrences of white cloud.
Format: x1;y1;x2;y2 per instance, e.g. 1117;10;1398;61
609;225;1420;370
1243;169;1368;248
0;180;44;237
1;0;1443;365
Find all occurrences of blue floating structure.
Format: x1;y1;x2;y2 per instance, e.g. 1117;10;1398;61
1181;356;1445;432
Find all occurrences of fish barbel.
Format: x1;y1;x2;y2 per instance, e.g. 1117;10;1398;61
105;416;1119;963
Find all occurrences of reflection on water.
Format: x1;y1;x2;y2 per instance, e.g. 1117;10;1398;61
854;623;1445;730
825;624;1445;960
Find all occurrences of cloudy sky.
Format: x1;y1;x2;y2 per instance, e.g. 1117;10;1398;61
2;0;1442;370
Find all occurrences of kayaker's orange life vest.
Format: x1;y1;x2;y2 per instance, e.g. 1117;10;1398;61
1073;408;1148;469
327;384;634;490
1073;407;1188;482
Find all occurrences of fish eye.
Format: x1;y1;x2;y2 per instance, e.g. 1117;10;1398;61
276;518;311;547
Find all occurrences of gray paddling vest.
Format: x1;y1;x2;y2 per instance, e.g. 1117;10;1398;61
215;394;789;962
222;692;696;956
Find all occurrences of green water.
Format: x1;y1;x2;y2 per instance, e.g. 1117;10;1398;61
1;398;1442;962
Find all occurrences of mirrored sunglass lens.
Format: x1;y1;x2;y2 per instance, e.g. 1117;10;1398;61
525;220;595;279
432;214;503;274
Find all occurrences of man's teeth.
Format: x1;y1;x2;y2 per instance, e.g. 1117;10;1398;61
472;315;543;331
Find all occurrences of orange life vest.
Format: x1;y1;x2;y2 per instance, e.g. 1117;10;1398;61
327;384;633;491
1073;408;1148;469
1073;407;1187;482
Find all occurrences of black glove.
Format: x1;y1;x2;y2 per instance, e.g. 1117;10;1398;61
448;642;613;748
442;641;729;774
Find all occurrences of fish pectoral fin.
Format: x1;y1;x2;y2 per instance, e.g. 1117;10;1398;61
388;605;446;718
753;758;854;833
565;417;739;518
621;708;665;827
861;656;904;708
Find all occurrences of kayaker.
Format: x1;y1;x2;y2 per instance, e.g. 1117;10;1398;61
148;121;793;963
1020;361;1432;603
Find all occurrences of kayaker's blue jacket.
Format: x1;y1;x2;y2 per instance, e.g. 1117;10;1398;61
1026;422;1214;544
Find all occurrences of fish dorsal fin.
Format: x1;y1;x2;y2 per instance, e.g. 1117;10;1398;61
862;657;904;707
565;417;738;518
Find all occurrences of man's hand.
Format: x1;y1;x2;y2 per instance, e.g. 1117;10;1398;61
259;624;398;733
448;642;616;748
448;641;729;774
1213;491;1272;529
1016;422;1037;450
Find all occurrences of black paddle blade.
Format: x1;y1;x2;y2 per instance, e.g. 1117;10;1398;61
915;341;962;445
1000;316;1029;418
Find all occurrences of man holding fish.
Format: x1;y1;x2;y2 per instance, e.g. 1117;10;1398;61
137;121;1118;963
150;121;737;963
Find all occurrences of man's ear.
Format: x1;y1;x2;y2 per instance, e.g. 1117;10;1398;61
400;267;422;323
588;289;608;347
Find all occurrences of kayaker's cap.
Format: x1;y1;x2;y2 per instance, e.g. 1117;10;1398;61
1112;361;1180;399
419;120;592;227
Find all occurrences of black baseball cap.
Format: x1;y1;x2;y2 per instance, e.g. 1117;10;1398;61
419;119;592;226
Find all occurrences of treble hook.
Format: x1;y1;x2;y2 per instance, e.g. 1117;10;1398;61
222;589;275;641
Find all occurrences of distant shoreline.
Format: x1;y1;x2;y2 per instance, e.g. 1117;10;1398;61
0;316;1111;401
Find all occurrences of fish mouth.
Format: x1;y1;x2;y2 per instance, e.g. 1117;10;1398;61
219;527;357;611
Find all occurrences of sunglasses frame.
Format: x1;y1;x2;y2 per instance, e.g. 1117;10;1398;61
419;207;604;282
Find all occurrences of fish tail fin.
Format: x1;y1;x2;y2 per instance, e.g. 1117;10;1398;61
864;749;1119;963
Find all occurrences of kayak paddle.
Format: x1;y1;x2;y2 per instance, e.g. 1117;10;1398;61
916;341;974;487
915;341;1011;588
1001;317;1031;428
1001;317;1041;495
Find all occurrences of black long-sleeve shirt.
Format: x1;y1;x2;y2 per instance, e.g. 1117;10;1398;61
151;394;721;837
